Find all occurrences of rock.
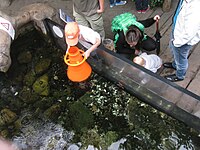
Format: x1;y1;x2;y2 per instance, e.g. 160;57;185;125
33;74;49;96
0;108;17;127
34;58;51;75
17;51;32;64
44;104;61;120
0;0;11;8
0;3;56;72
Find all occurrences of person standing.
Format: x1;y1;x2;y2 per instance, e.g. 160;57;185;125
163;0;200;82
135;0;150;13
109;0;127;8
72;0;105;40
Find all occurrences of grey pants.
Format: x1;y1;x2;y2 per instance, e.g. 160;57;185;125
73;9;105;40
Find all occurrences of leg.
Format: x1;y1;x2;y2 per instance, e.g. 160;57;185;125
109;0;115;5
73;8;90;27
86;13;105;40
141;36;156;52
135;0;142;11
142;0;149;10
172;43;192;79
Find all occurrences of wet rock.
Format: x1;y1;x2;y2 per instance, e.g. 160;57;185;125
33;74;49;96
0;108;17;127
0;129;9;138
69;101;94;132
0;0;11;8
19;86;39;104
44;104;61;121
0;3;56;72
23;71;36;87
17;51;32;64
33;97;55;110
34;58;51;75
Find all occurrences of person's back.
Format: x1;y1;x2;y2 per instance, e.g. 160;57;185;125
133;52;162;73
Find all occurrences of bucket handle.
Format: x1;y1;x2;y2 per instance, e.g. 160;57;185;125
64;50;86;67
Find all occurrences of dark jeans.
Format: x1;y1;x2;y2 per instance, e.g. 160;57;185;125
109;0;121;5
135;0;149;10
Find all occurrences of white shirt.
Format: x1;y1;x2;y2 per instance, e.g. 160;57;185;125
173;0;200;47
78;25;101;44
140;52;162;73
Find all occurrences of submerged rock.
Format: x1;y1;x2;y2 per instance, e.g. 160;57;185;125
33;74;49;96
17;50;32;64
34;58;51;75
0;108;17;127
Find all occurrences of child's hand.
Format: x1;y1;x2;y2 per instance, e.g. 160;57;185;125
83;50;90;59
97;9;104;13
154;15;160;20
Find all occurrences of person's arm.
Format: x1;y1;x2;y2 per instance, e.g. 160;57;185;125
79;25;101;59
138;15;160;28
84;38;101;59
97;0;104;13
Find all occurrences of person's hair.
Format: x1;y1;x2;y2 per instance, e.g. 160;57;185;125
125;26;142;44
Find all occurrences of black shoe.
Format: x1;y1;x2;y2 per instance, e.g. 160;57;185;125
163;62;176;70
164;74;184;82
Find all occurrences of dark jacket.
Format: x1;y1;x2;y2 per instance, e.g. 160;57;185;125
115;17;156;55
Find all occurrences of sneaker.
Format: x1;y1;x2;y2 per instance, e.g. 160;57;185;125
110;3;115;8
141;5;150;13
137;10;142;13
115;1;127;6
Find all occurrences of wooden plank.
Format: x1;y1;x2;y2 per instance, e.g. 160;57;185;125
176;94;199;113
186;68;200;96
192;102;200;118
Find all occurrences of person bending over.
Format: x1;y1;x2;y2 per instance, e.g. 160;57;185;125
111;12;160;60
64;22;101;59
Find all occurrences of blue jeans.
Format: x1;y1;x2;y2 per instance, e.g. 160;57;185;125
135;0;149;10
109;0;121;5
169;37;192;79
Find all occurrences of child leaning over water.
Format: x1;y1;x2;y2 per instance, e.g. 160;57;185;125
135;0;150;13
133;52;162;73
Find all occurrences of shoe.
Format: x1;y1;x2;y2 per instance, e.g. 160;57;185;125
163;62;176;70
164;74;184;82
137;10;142;13
110;3;115;8
115;1;127;6
141;5;150;13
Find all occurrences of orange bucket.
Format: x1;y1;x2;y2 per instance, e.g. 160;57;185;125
64;46;92;82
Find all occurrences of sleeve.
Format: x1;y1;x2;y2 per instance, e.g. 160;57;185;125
138;18;155;28
79;25;101;44
173;4;200;47
115;30;134;54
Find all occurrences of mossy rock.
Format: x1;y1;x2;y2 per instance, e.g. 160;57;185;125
23;71;36;86
44;104;61;120
69;101;94;132
33;74;50;96
19;86;39;104
0;108;17;127
34;58;51;75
